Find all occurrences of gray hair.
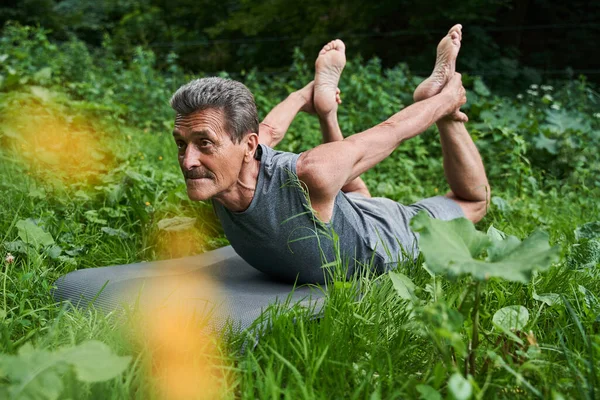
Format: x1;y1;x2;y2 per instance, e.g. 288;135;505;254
170;77;259;143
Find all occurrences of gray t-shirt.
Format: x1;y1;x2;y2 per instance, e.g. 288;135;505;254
213;144;463;284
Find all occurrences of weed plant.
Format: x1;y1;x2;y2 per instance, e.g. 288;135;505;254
0;24;599;399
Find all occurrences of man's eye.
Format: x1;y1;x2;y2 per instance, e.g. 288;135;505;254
176;141;186;150
199;139;212;147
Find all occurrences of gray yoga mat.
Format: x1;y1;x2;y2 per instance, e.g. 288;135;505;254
53;246;325;332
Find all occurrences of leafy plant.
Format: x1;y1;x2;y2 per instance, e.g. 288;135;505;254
0;341;131;400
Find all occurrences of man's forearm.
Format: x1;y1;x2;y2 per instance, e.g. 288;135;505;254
298;92;454;196
259;92;306;147
437;119;490;202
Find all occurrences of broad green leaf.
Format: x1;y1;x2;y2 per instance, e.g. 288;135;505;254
84;210;107;225
157;216;197;232
411;212;559;283
569;239;600;269
533;291;561;306
486;225;506;242
416;384;442;400
389;271;417;302
0;341;131;399
491;196;510;213
574;221;600;241
493;305;529;331
544;109;591;134
29;86;52;102
0;343;67;400
4;240;28;254
33;67;52;82
447;373;472;400
59;341;131;382
28;186;46;199
16;219;55;250
486;235;521;262
411;211;490;259
533;133;558;154
45;245;62;260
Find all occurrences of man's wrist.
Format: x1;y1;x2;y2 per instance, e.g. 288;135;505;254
288;91;308;113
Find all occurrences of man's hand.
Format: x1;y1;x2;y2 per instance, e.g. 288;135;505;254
440;73;468;122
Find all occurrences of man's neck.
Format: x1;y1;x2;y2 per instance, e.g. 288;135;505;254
213;158;261;212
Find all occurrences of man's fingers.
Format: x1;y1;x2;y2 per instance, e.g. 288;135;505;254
454;110;468;122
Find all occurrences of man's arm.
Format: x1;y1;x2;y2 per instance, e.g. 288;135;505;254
296;73;466;222
437;118;490;223
258;82;314;148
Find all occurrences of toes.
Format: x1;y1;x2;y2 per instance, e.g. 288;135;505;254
448;24;462;41
332;39;346;52
450;32;461;47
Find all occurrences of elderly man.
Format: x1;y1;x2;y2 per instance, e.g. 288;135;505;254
170;24;489;284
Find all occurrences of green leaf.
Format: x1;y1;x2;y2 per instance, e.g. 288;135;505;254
28;186;46;199
0;341;131;400
84;210;107;225
59;341;131;383
447;373;472;400
569;239;600;269
45;245;62;260
544;109;591;134
410;212;559;283
491;196;510;213
4;240;28;254
0;343;67;400
533;133;558;154
157;216;197;232
473;78;490;97
29;86;52;102
389;271;418;302
33;67;52;82
533;291;561;306
411;211;490;259
16;219;55;250
486;225;506;242
101;227;130;239
574;221;600;241
493;305;529;331
416;384;442;400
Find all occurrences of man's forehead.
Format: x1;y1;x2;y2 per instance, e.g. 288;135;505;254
173;108;227;132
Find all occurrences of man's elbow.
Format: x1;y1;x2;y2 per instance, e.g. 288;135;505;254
259;123;282;143
470;184;491;223
447;184;491;224
470;199;488;223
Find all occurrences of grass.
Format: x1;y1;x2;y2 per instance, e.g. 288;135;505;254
0;29;599;398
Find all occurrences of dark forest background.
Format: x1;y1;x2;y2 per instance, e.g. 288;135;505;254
1;0;599;91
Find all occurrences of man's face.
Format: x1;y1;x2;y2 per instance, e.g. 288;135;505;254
173;108;246;201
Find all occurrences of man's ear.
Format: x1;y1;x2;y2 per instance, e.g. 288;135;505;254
244;133;259;162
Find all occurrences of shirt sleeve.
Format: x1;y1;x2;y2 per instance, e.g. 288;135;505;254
408;195;465;221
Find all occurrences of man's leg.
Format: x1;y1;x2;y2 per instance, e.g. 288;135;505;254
413;25;490;222
313;39;371;197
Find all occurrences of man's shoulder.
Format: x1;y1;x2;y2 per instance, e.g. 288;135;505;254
259;144;301;172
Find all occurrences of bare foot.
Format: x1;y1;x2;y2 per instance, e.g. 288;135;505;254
314;39;346;117
413;24;462;102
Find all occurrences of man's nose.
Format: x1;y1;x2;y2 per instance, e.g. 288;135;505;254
182;145;202;170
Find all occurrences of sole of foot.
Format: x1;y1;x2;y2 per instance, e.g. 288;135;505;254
413;24;462;103
314;39;346;117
